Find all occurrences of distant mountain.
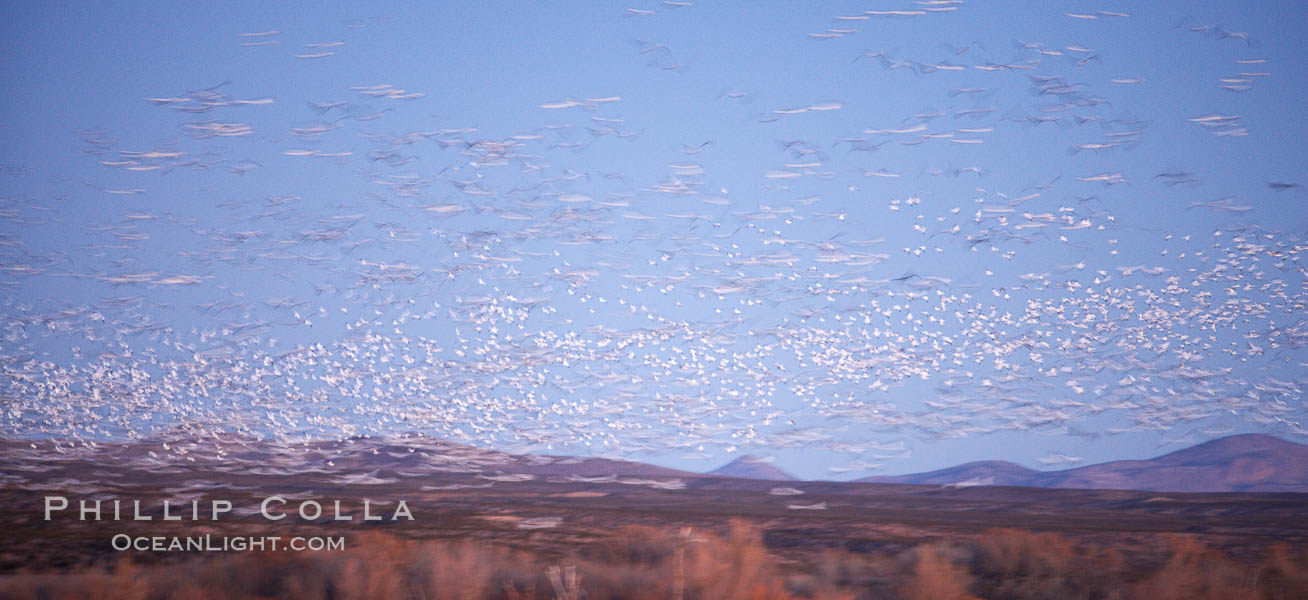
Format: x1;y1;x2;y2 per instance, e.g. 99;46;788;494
12;433;1303;492
1;433;700;482
858;434;1308;493
858;460;1040;488
709;455;797;480
259;436;699;479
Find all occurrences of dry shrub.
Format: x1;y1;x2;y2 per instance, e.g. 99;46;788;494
579;521;854;600
1;526;1304;600
586;525;677;567
811;548;874;586
0;524;814;600
1255;544;1308;600
897;543;978;600
684;519;790;600
1132;535;1258;600
970;528;1124;600
0;533;527;600
569;525;678;599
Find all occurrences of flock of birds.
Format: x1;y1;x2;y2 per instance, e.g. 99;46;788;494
1;2;1304;477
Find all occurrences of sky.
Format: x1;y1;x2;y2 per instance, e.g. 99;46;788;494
0;1;1305;479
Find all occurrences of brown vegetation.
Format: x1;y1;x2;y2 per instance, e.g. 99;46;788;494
2;524;1305;600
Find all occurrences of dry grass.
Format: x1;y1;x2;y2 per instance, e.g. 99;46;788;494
2;525;1305;600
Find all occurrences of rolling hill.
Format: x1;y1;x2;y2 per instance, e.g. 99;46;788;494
857;434;1308;492
709;455;798;480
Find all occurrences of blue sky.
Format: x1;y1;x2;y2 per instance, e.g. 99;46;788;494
1;1;1305;479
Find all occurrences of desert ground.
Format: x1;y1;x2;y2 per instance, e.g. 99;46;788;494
2;437;1305;599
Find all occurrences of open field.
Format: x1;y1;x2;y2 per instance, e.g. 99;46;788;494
3;442;1306;599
